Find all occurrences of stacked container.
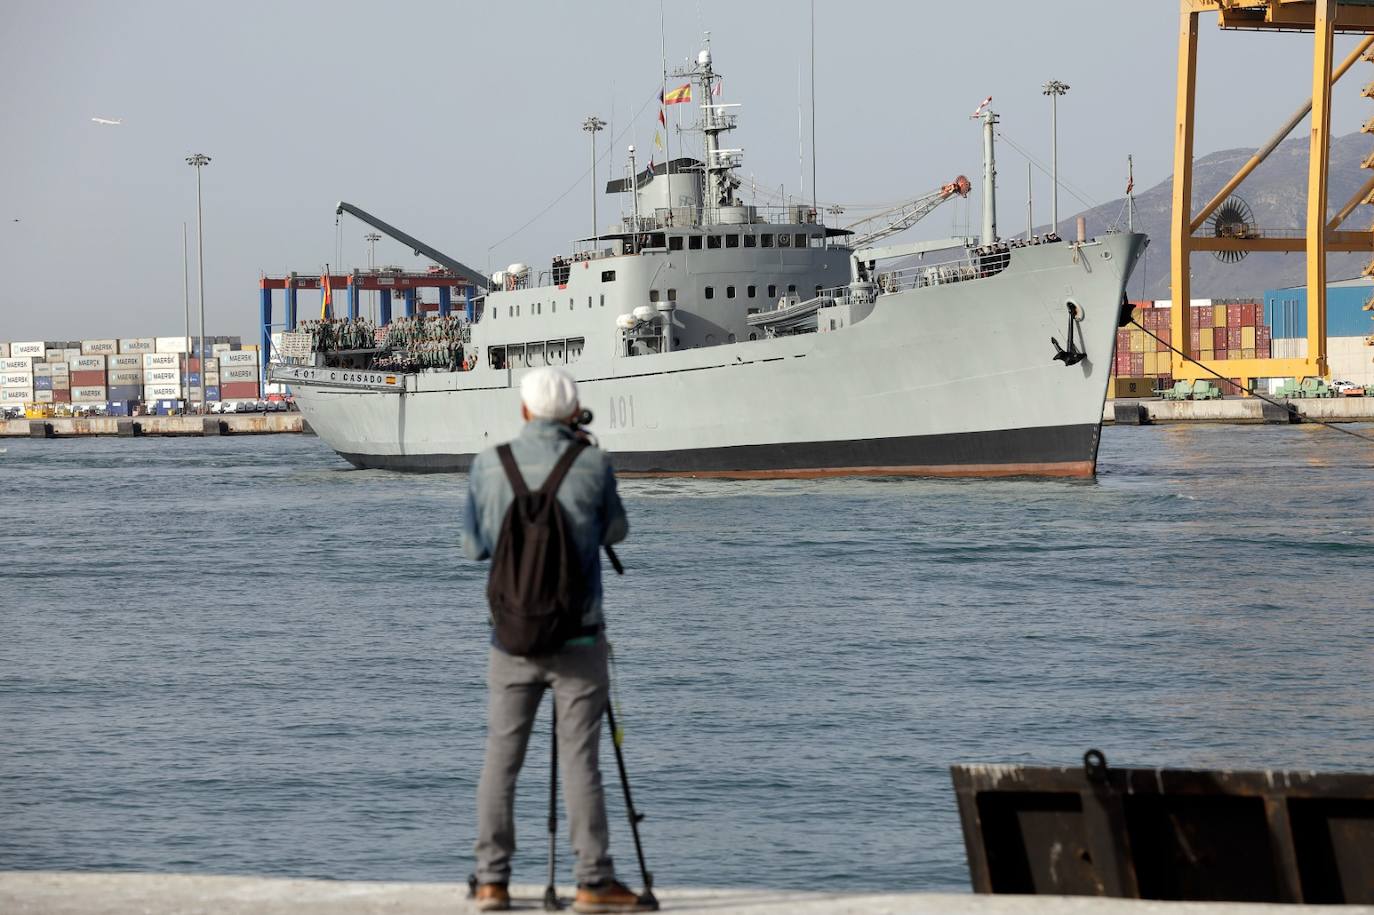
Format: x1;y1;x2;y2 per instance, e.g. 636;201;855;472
51;361;70;403
106;353;143;402
1;355;34;406
218;349;260;400
70;350;108;404
142;351;183;402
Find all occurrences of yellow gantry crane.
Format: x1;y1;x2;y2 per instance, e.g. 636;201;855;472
1172;0;1374;386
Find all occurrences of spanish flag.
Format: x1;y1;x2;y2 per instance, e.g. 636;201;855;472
663;82;691;105
320;269;333;319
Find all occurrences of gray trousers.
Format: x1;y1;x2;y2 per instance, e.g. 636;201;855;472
474;636;614;886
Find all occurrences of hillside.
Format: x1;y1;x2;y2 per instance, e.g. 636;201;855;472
1065;131;1373;299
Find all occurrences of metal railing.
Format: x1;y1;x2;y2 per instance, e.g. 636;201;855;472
869;247;1013;296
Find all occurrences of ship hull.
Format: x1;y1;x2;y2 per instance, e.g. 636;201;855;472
277;234;1145;480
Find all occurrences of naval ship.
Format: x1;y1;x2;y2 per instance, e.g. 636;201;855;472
273;44;1146;478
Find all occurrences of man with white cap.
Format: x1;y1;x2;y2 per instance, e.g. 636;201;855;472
463;367;644;913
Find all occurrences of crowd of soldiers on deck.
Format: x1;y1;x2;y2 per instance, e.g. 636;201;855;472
302;314;474;373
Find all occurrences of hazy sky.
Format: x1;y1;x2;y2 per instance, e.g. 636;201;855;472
2;1;1369;342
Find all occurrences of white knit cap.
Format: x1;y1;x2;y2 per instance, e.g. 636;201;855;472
520;367;579;420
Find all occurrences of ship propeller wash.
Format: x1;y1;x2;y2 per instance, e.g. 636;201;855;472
272;43;1146;478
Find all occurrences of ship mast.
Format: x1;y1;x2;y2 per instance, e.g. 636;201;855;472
980;107;999;245
673;35;741;223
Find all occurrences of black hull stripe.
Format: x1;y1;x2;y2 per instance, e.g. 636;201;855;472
336;422;1102;478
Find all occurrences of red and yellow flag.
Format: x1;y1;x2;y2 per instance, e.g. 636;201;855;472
320;270;333;319
663;82;692;105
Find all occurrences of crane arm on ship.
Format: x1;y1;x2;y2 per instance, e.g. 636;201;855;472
335;201;489;292
843;176;972;250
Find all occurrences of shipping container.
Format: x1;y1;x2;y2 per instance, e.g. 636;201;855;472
188;372;202;386
155;336;190;354
143;384;183;400
32;362;53;377
1213;304;1228;326
205;385;221;401
70;386;107;403
0;343;8;358
144;368;182;384
220;365;259;382
81;339;118;355
1241;302;1259;325
33;389;54;403
105;401;134;417
52;376;70;390
0;372;32;386
1;357;34;372
108;354;142;371
107;369;143;385
1199;327;1214;351
107;384;141;401
1226;304;1243;327
70;370;106;387
34;376;53;391
118;337;156;354
1128;353;1145;376
142;352;182;370
51;389;70;403
1241;326;1257;349
220;381;261;399
45;348;64;362
62;348;82;361
1143;351;1159;375
69;355;106;371
10;342;45;357
50;363;69;377
1;387;33;403
218;351;259;367
211;343;234;355
1227;327;1243;349
1195;305;1214;328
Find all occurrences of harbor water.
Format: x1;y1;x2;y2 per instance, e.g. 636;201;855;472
2;426;1372;891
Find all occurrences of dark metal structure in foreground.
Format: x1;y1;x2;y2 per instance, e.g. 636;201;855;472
952;751;1373;904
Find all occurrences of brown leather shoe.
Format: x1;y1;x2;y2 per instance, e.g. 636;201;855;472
572;879;656;913
474;882;510;912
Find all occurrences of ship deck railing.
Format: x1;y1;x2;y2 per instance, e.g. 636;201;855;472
873;247;1012;296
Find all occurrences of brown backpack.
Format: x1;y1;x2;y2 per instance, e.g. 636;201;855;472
485;441;589;655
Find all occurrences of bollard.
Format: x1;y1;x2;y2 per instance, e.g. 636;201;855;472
28;421;54;439
1112;401;1150;425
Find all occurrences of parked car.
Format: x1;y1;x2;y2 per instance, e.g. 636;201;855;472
1330;379;1366;396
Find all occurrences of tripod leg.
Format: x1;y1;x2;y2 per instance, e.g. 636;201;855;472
544;699;561;911
606;703;657;909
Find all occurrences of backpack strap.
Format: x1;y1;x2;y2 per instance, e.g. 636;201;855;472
496;443;529;498
539;440;589;496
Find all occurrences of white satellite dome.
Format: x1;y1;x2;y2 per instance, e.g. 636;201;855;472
632;305;655;322
507;263;529;278
616;313;638;329
698;48;711;68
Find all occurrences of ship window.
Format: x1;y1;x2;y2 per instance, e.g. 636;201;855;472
787;284;797;294
761;233;774;248
669;236;684;251
726;234;740;248
567;337;584;363
569;297;573;308
667;288;677;301
588;296;592;307
688;236;703;250
747;307;760;315
599;294;605;307
704;286;714;300
728;333;737;343
778;233;792;248
768;284;777;298
809;235;825;248
749;332;758;341
649;290;659;302
726;286;735;299
743;234;757;248
747;285;756;298
601;270;616;282
488;346;506;369
707;235;722;249
648;233;666;248
552;302;557;312
815;285;823;296
795;233;808;248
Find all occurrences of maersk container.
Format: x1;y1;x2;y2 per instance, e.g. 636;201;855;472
34;376;53;391
81;339;117;355
70;370;107;387
70;355;106;371
144;384;182;400
155;336;189;354
1;372;33;386
211;343;234;355
107;369;143;385
1;387;33;403
0;343;8;358
62;348;81;361
45;349;64;362
220;365;258;382
50;363;69;377
71;386;107;403
10;342;45;357
1;357;33;372
118;337;156;354
34;389;54;403
142;352;181;370
108;354;142;371
218;351;259;367
32;362;53;377
145;368;181;384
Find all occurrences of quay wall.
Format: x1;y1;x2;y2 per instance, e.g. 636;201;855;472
0;413;307;437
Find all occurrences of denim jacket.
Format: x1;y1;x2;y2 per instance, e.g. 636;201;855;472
463;420;628;639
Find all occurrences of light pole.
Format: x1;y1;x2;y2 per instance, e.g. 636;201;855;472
182;222;190;411
1042;80;1069;237
364;232;381;322
186;153;211;414
582;116;606;247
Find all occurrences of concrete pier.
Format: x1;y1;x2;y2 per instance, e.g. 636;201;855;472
0;413;306;437
2;873;1369;914
1103;397;1374;424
